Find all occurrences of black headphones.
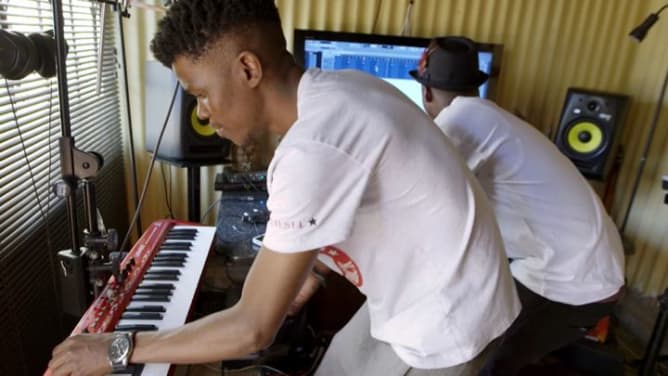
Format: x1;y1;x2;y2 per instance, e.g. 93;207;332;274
0;29;63;80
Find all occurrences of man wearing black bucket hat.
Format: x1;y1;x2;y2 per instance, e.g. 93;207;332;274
412;36;625;375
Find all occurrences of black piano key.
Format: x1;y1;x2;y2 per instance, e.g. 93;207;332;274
145;269;181;276
161;244;193;250
160;241;193;248
123;305;166;313
111;363;144;375
137;282;175;289
167;232;197;237
151;258;187;264
150;261;185;268
153;253;188;260
142;274;179;281
131;294;171;302
154;252;188;257
168;229;198;234
121;312;164;320
115;324;158;331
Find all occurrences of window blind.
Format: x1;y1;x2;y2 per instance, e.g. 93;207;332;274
0;1;128;374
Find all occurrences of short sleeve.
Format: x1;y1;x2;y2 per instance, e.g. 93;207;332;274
262;141;370;253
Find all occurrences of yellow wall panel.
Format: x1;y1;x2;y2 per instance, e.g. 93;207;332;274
123;0;668;296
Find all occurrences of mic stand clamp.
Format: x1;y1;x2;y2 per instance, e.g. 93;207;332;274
55;137;119;316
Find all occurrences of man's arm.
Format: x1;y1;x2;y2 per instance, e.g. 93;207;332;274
48;247;318;374
287;258;331;315
132;246;318;363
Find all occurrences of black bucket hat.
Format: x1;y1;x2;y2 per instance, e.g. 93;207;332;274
409;36;488;91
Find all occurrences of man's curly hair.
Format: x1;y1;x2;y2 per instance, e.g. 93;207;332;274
151;0;282;67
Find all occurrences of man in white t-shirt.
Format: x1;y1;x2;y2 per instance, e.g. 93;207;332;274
411;36;625;375
47;3;520;375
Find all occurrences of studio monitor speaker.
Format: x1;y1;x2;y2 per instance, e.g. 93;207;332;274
145;61;231;166
555;88;629;180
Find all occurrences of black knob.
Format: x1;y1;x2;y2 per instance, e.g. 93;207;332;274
586;100;600;112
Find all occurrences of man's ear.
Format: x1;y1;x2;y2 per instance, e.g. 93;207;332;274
237;51;263;88
423;85;433;103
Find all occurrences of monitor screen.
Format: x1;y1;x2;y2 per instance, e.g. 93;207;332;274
293;30;503;110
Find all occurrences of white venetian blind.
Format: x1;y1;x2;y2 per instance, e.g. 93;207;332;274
0;1;128;374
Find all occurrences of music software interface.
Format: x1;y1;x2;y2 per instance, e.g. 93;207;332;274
303;39;494;109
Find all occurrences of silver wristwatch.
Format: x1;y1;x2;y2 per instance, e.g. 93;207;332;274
108;332;134;371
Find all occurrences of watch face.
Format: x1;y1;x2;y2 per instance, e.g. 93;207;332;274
109;336;129;362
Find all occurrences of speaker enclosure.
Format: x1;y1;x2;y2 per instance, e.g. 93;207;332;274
554;88;629;181
145;61;231;166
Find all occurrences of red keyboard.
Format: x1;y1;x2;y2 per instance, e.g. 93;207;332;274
45;219;216;376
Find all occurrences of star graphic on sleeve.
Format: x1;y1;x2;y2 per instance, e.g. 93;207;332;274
309;217;317;226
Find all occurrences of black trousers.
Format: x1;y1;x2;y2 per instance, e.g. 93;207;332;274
479;279;617;376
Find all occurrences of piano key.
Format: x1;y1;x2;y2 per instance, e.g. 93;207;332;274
111;363;144;375
150;260;187;266
165;231;197;239
150;261;185;268
166;234;196;239
145;270;181;276
154;252;187;257
168;229;198;234
131;294;171;302
162;241;194;247
142;274;179;281
137;283;175;290
153;254;188;260
164;238;195;243
117;318;162;327
123;305;166;313
115;324;158;331
159;248;192;253
121;312;164;320
134;289;173;296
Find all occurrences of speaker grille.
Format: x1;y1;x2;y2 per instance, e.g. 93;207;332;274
555;88;629;180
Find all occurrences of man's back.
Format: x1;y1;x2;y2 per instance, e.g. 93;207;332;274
435;96;625;305
264;69;520;368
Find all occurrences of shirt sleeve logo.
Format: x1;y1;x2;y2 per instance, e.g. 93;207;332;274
268;217;318;230
320;246;363;287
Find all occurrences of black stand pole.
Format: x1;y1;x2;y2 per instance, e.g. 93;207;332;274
640;290;668;375
620;64;668;234
52;0;119;316
187;166;201;222
116;3;143;237
51;0;79;254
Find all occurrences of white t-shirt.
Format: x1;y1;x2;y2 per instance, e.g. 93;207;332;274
434;96;625;306
263;69;520;369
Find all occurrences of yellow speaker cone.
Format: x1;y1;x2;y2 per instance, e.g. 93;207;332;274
190;106;216;137
567;121;603;154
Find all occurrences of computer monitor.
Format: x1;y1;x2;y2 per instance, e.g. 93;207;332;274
293;29;503;109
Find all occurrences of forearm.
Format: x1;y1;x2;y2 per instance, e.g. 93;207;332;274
131;304;268;364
